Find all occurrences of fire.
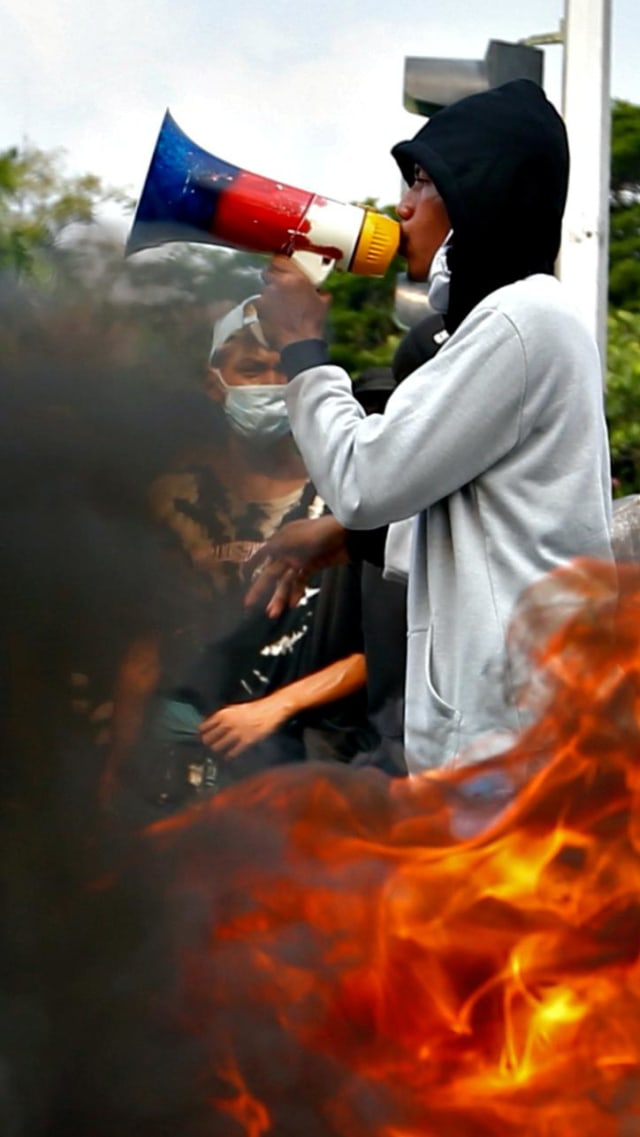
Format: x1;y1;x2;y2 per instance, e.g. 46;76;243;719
213;1057;271;1137
148;559;640;1137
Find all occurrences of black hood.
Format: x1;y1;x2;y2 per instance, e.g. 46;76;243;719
392;79;569;333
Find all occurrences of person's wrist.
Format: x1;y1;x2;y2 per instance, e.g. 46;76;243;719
265;689;299;722
316;515;349;561
280;339;330;381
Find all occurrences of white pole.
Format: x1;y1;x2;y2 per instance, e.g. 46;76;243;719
559;0;612;376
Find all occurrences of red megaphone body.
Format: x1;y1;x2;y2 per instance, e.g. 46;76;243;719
126;112;399;283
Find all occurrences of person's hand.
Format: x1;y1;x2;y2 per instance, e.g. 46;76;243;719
257;255;331;350
245;515;349;618
198;696;289;759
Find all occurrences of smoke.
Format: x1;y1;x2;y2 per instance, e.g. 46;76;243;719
0;249;367;1135
0;266;255;1136
4;269;635;1137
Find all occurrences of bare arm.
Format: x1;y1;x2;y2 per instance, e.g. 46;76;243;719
100;635;161;805
199;652;367;759
267;651;367;718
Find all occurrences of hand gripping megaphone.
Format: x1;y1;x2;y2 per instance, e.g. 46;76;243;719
126;111;400;284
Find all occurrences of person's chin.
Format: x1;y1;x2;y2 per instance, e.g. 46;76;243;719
406;264;428;283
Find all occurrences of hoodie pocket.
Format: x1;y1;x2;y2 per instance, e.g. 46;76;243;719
405;625;462;770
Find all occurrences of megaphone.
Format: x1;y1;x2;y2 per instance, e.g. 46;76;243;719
126;111;400;284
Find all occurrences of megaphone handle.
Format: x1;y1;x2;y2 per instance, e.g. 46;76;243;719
290;249;335;285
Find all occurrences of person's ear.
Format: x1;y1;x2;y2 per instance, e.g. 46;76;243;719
204;365;225;402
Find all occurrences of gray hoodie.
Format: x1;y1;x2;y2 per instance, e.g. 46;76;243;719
283;273;612;770
279;81;612;772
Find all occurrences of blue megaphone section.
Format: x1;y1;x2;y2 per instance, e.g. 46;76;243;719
126;111;241;254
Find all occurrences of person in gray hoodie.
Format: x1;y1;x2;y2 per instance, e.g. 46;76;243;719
254;79;613;774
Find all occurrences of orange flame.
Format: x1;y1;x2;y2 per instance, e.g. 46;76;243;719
212;1057;271;1137
149;559;640;1137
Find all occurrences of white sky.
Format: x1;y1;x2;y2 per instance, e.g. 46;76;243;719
0;0;638;211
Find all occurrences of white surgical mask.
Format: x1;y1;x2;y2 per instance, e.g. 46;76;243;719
214;371;291;442
428;230;453;314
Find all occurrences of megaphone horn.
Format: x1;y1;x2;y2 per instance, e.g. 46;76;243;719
126;111;399;283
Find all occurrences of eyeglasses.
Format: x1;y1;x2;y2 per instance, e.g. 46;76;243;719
412;165;433;188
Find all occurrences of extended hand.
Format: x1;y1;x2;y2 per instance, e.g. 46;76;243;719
257;255;331;350
245;515;349;618
199;697;289;759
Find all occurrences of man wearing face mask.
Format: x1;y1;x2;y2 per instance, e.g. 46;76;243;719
255;79;613;777
101;297;370;813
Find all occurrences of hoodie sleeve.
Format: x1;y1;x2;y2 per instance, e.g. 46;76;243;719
283;305;528;530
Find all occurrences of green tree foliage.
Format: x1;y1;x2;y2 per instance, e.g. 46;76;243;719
325;262;401;375
607;102;640;492
0;142;129;279
611;101;640;200
609;101;640;311
323;201;402;376
607;309;640;494
609;202;640;309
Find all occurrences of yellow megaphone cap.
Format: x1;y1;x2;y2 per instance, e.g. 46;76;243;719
350;210;400;276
